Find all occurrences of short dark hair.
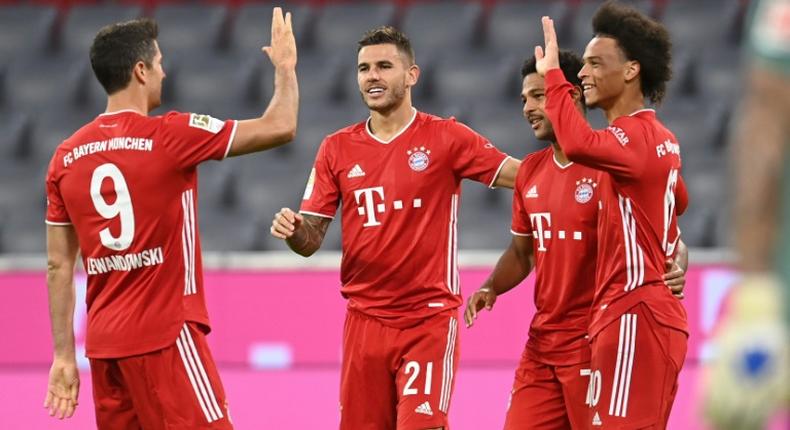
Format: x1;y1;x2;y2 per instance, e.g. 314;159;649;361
592;0;672;104
90;18;159;95
521;50;584;88
357;26;415;65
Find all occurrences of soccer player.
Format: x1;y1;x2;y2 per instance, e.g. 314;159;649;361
43;9;298;429
270;26;519;429
464;51;688;429
704;0;790;428
534;2;689;428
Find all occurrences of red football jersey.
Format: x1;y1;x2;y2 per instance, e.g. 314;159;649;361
46;110;237;358
544;69;689;338
300;109;510;328
511;147;605;365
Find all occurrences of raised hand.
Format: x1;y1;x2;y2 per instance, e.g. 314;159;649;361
464;288;498;328
271;207;303;239
534;16;560;77
262;7;297;70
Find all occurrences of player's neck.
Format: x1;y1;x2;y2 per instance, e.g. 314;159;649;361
368;102;416;142
105;90;149;116
550;142;571;166
603;91;645;124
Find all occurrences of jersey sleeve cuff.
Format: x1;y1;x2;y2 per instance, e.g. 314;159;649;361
222;120;239;160
299;210;335;220
488;155;512;189
510;229;531;237
45;220;72;226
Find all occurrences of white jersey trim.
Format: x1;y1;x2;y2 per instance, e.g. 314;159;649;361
365;108;418;144
510;229;532;237
98;109;143;117
628;108;655;117
45;220;72;226
487;156;512;189
176;324;225;423
222;120;239;160
609;313;637;418
552;153;573;169
299;210;335;220
446;195;460;295
182;189;197;296
440;316;458;413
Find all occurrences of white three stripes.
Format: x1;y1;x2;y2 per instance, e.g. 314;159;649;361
439;317;458;413
609;313;637;417
182;190;197;295
618;195;644;291
175;325;224;423
446;195;460;295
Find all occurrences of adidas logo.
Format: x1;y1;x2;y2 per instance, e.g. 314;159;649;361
592;411;602;426
415;401;433;416
525;185;539;198
347;164;365;178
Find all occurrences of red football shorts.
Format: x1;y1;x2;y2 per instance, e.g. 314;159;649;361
504;350;591;429
90;322;233;430
587;303;687;429
340;309;460;430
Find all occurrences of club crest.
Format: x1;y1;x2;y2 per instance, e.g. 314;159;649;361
575;178;597;203
407;146;431;172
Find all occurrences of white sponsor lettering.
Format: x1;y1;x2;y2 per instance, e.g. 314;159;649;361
86;246;164;275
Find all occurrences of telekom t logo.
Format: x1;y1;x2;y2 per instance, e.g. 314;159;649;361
529;212;551;251
354;186;385;227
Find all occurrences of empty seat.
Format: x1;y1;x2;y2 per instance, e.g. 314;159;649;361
433;53;521;107
313;3;396;57
0;5;57;65
660;0;741;54
4;57;87;113
59;5;143;57
231;3;314;58
401;1;483;57
487;0;571;55
153;4;231;61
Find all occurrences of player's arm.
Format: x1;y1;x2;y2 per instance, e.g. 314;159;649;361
44;225;80;420
228;8;299;156
535;16;646;178
271;208;331;257
491;157;521;189
465;234;535;327
663;238;688;299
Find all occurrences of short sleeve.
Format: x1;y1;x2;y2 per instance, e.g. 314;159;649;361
45;155;71;225
510;172;532;237
447;120;509;187
158;112;238;169
299;138;339;219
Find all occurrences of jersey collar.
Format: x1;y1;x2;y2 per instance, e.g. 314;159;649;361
365;108;418;145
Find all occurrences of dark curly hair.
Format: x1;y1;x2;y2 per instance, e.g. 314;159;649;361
592;0;672;104
521;50;584;88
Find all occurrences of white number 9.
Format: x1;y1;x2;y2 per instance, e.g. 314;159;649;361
90;163;135;251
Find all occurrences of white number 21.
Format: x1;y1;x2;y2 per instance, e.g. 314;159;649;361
403;361;433;396
90;163;135;251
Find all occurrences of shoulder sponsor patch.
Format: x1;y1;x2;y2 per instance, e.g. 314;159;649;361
607;126;630;146
189;113;224;134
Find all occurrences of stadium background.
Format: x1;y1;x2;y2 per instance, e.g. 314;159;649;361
0;0;785;428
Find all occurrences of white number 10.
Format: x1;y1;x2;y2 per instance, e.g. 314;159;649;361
90;163;135;251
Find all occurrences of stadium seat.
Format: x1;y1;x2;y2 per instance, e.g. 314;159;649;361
401;1;484;57
312;2;396;58
59;5;143;57
432;53;521;107
0;5;57;65
4;57;87;113
153;4;231;61
230;3;314;58
0;112;32;161
469;103;548;161
486;0;571;56
660;0;741;54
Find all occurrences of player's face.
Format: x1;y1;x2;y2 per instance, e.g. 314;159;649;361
578;36;629;109
146;42;166;110
357;44;416;113
521;73;555;142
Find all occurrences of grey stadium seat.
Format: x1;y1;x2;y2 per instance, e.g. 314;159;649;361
153;4;231;61
487;0;571;56
313;2;396;58
401;1;484;58
432;53;521;107
660;0;742;54
4;57;87;113
0;5;57;65
59;5;143;57
568;0;654;54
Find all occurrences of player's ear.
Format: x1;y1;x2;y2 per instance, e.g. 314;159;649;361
406;63;420;88
132;61;147;85
624;60;640;82
570;85;583;104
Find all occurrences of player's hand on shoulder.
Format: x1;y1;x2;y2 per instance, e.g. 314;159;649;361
464;287;497;328
262;7;297;70
271;207;303;239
